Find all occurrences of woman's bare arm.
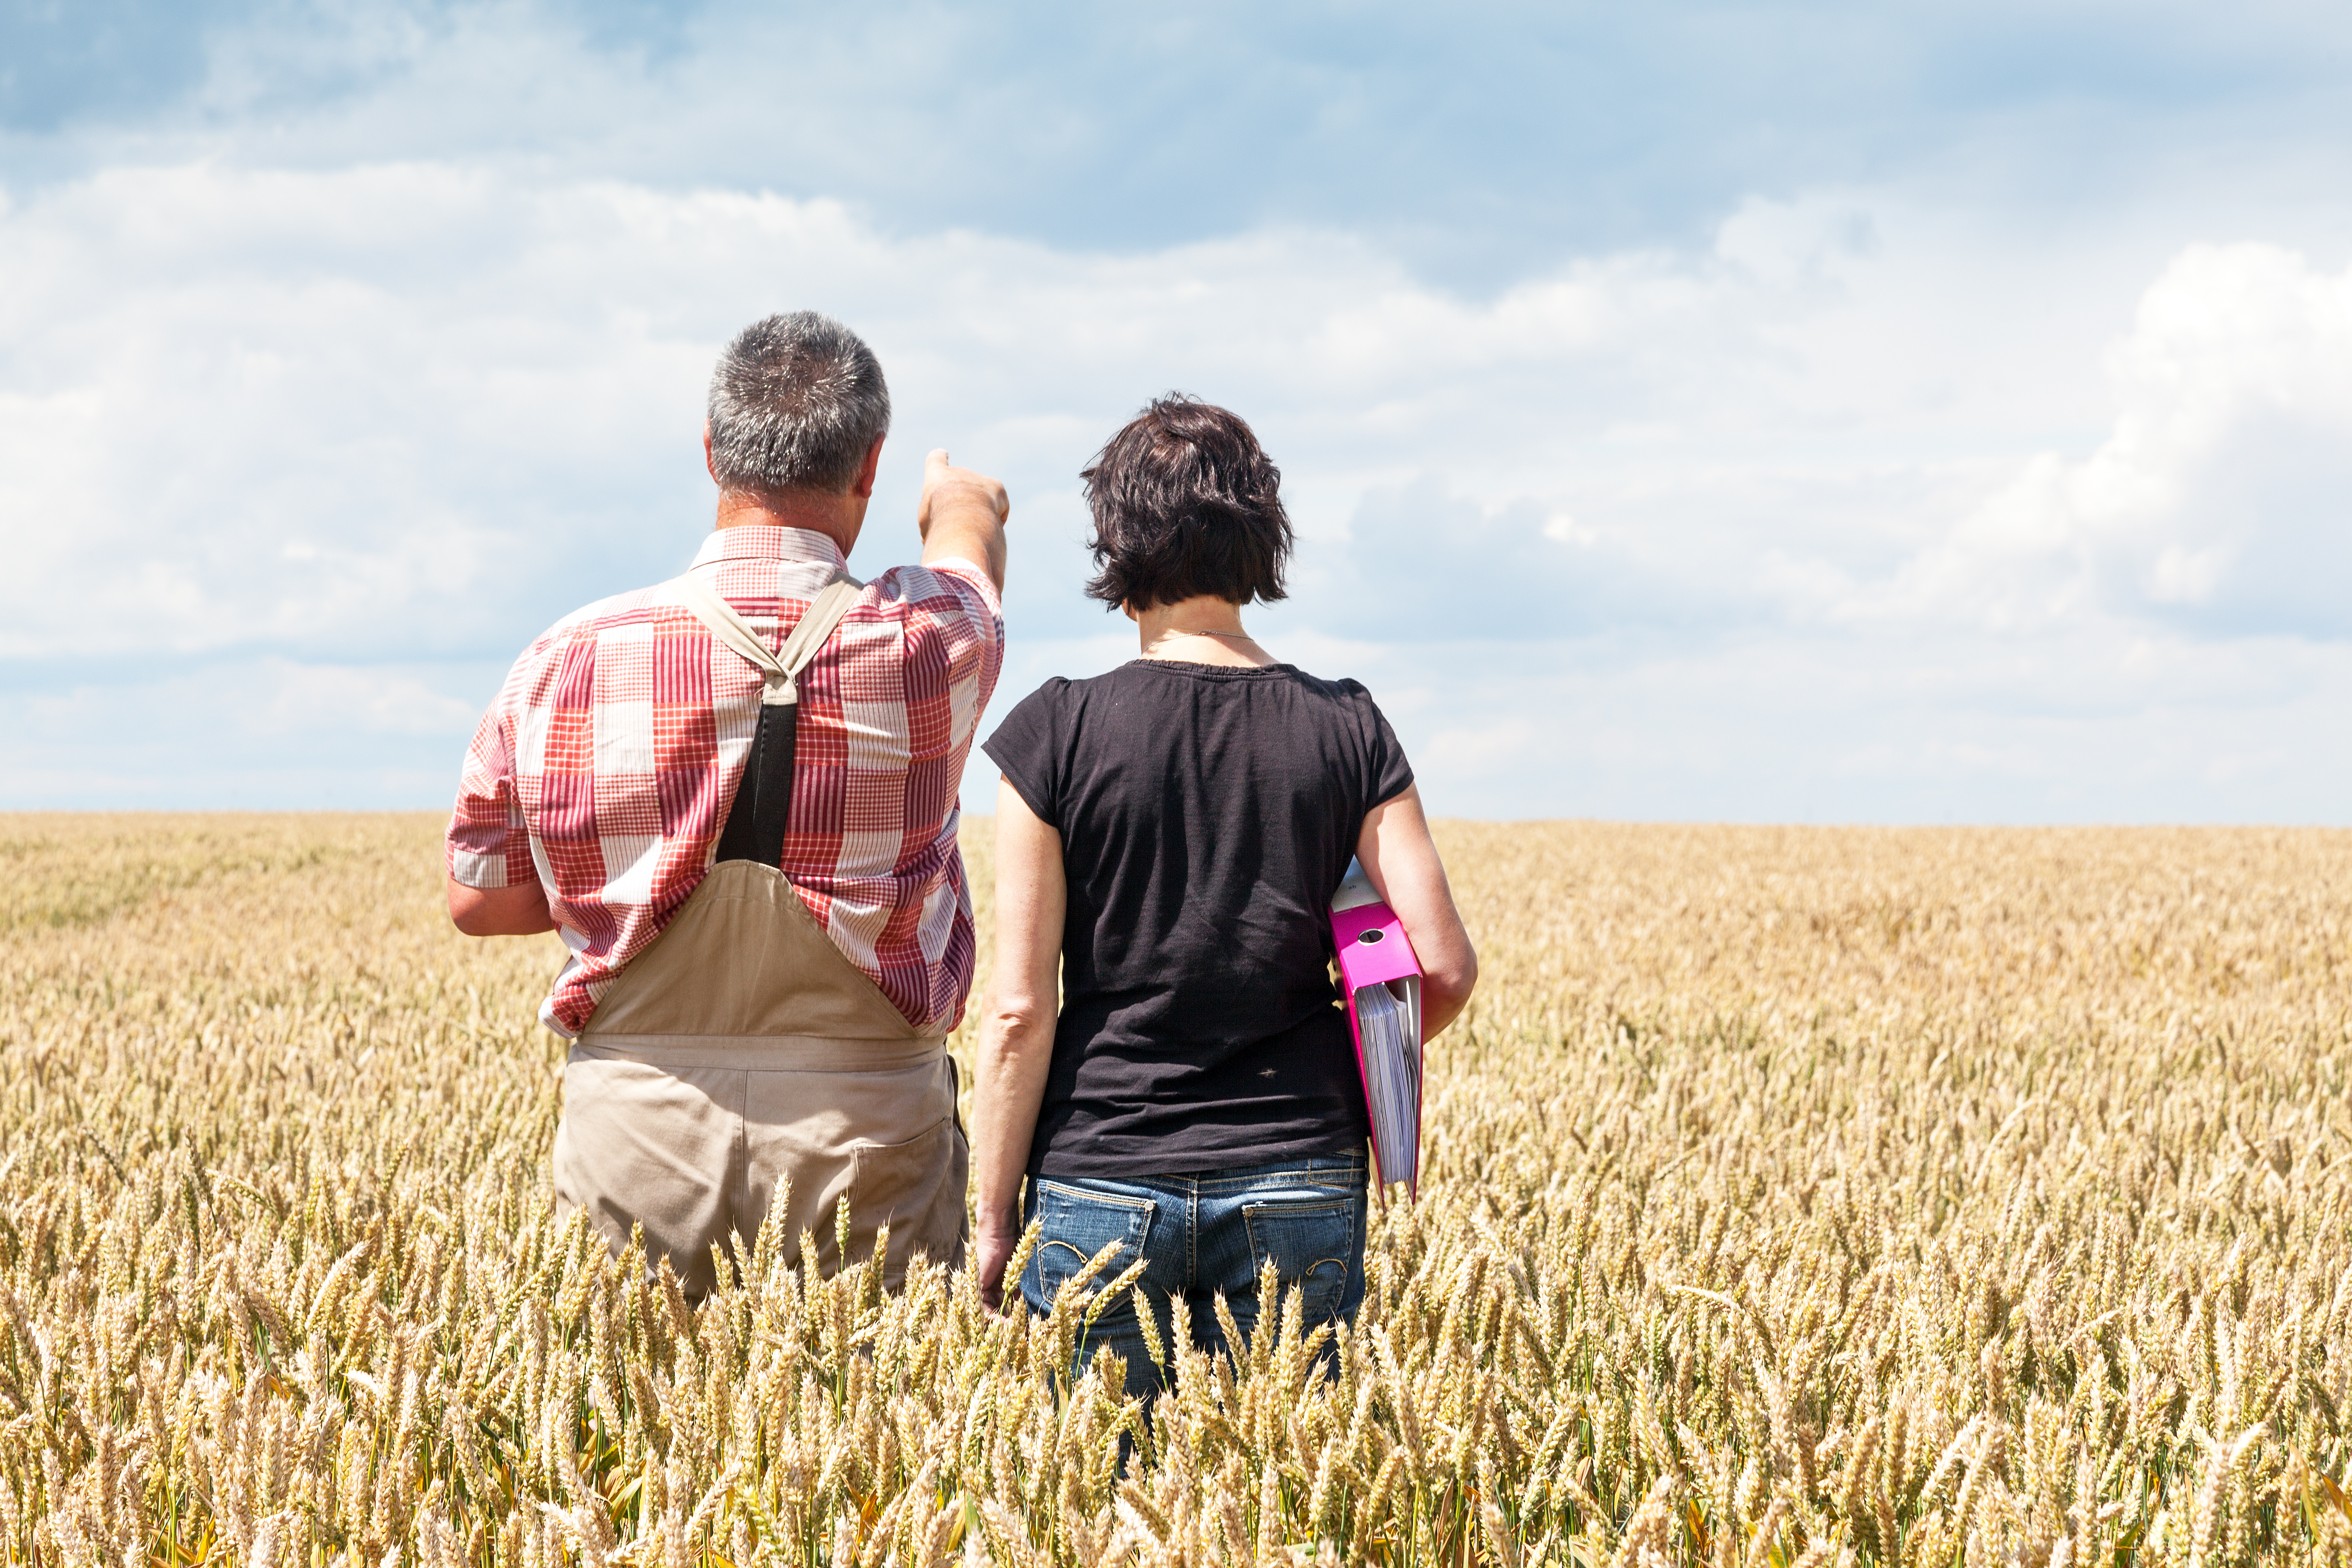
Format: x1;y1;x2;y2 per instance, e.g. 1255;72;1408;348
970;777;1068;1309
1355;785;1478;1041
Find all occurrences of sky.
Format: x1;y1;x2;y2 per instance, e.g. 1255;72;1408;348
3;0;2349;821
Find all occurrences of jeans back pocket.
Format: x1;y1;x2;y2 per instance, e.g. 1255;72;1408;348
1240;1196;1359;1326
1025;1179;1155;1313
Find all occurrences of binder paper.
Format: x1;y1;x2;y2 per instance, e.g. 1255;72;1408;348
1331;859;1424;1195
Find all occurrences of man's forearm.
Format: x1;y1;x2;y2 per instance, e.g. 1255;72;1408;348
447;876;556;936
922;515;1006;591
917;449;1010;593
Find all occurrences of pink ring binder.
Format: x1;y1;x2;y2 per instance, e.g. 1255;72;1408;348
1330;859;1424;1198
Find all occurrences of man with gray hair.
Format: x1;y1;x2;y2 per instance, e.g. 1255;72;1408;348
444;311;1010;1295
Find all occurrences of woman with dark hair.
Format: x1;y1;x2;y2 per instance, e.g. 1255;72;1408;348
970;395;1477;1398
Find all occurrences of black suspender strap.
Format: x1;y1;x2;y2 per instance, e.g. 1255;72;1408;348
714;697;798;866
666;573;863;870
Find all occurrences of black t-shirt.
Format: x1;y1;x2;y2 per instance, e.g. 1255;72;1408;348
981;659;1415;1179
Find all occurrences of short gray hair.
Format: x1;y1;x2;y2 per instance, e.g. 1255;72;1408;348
705;312;892;495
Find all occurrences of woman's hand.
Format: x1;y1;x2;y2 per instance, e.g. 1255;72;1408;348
969;777;1067;1310
974;1214;1024;1312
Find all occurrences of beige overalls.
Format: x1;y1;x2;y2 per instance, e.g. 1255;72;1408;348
551;574;969;1297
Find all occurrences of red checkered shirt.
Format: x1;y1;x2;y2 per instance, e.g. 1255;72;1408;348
446;525;1003;1038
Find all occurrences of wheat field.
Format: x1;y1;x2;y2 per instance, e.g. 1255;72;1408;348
0;814;2346;1567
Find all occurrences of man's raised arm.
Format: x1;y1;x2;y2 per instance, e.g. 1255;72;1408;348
918;449;1010;592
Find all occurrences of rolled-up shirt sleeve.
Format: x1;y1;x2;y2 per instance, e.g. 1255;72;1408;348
892;560;1004;761
446;693;532;890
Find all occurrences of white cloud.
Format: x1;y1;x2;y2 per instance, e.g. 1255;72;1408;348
0;654;497;808
1861;244;2352;640
0;162;1847;664
0;161;2347;818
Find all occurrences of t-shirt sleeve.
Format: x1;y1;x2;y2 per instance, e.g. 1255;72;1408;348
980;682;1068;830
1358;689;1416;810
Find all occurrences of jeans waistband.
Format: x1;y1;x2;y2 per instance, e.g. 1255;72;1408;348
1038;1151;1367;1196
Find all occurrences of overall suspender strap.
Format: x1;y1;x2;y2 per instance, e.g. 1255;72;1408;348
667;573;863;868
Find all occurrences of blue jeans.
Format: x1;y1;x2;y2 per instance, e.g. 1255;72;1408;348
1019;1153;1369;1401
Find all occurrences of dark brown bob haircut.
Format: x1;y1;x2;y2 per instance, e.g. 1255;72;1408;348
1081;395;1293;610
